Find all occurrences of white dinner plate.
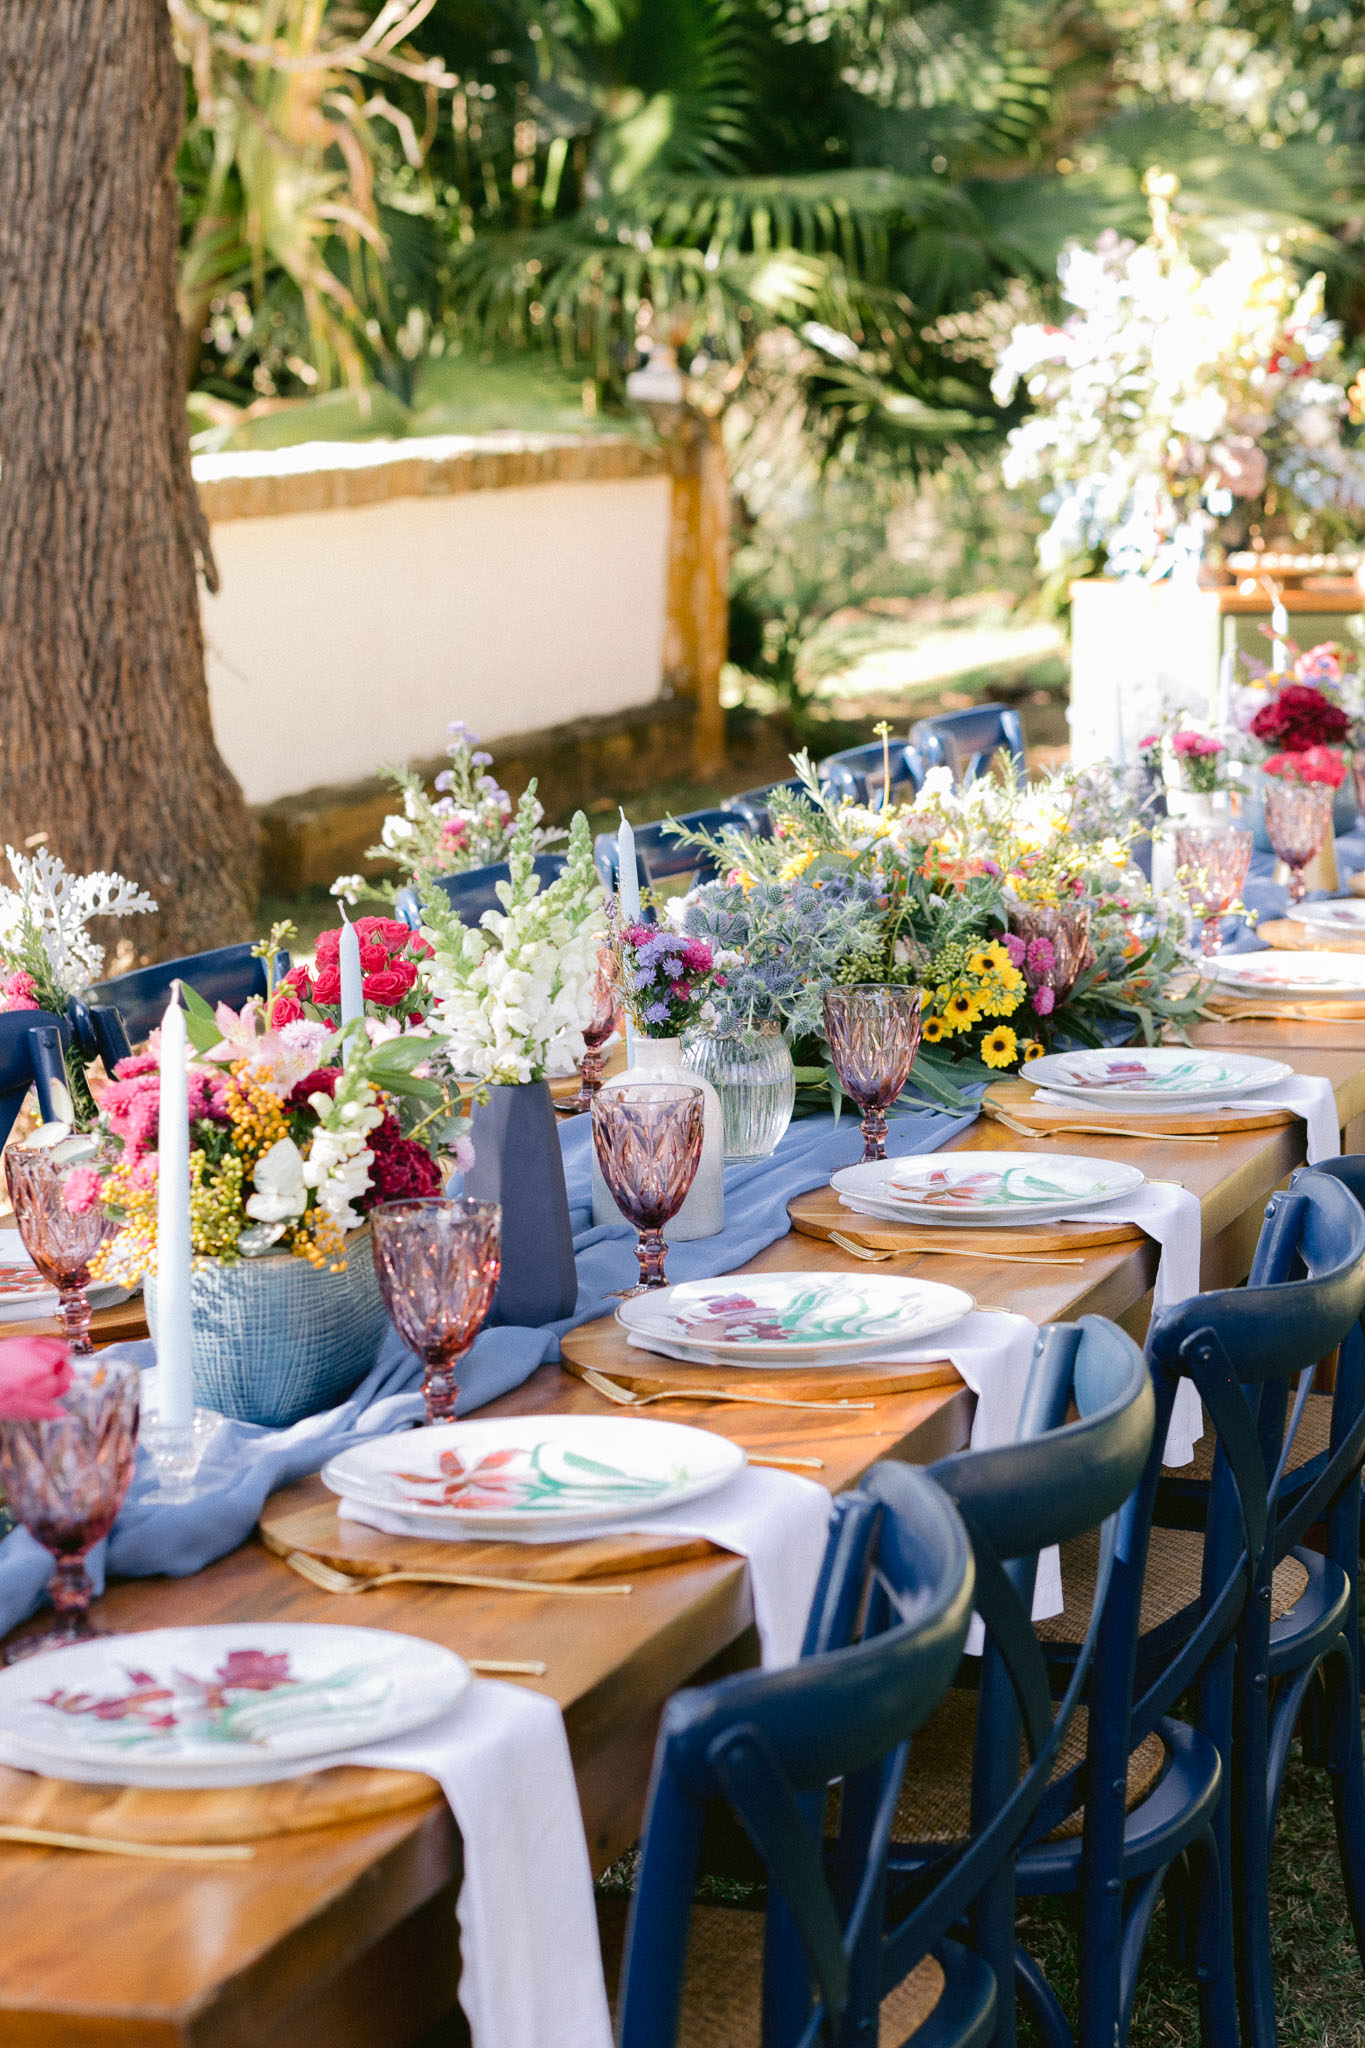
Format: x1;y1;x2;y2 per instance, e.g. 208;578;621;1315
0;1231;133;1323
1024;1047;1293;1108
1286;899;1365;935
1207;952;1365;998
0;1624;470;1787
832;1153;1145;1225
617;1272;973;1362
322;1414;745;1535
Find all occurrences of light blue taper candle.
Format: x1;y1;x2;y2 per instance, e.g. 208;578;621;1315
339;906;364;1035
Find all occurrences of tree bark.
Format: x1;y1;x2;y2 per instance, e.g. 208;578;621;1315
0;0;259;955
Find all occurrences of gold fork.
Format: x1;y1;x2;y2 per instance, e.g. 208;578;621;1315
988;1105;1218;1144
0;1826;255;1862
579;1365;874;1413
274;1544;629;1604
828;1228;1084;1270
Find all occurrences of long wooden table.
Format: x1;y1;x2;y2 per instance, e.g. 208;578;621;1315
2;1037;1364;2046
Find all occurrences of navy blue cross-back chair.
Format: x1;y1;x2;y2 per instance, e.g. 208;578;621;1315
593;809;734;920
874;1316;1154;2048
819;741;926;808
911;705;1026;786
394;854;567;932
0;1010;74;1148
1009;1173;1365;2048
71;943;290;1072
721;778;810;840
1151;1163;1365;2048
611;1464;978;2048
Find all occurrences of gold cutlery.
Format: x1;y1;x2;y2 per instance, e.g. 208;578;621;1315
987;1106;1218;1144
273;1544;631;1599
748;1453;824;1471
828;1228;1084;1269
0;1825;255;1862
468;1659;548;1677
579;1366;874;1413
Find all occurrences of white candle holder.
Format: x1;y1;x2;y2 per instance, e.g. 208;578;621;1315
139;1407;225;1503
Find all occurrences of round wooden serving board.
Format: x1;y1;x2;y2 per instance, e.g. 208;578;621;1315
983;1081;1293;1138
559;1333;960;1401
0;1758;439;1845
1260;917;1365;956
788;1186;1146;1255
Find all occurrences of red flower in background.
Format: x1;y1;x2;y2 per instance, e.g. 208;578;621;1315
1262;746;1347;788
1250;684;1350;752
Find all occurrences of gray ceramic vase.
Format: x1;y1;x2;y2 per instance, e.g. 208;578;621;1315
463;1079;578;1327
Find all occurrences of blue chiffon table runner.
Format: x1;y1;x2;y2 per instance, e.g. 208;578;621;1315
0;1099;974;1639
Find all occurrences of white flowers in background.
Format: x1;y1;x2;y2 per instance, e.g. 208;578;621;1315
992;170;1365;579
422;798;605;1086
0;844;156;1000
330;874;366;907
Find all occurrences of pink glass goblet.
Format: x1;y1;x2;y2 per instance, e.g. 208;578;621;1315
1262;777;1335;906
0;1353;139;1662
567;948;620;1114
1006;903;1092;1009
371;1198;502;1423
592;1083;704;1292
821;985;923;1163
1352;750;1365;825
5;1145;115;1356
1175;823;1254;956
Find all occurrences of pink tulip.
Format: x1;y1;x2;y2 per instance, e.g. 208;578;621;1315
0;1336;72;1421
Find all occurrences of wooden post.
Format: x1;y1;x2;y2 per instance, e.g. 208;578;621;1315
661;411;729;779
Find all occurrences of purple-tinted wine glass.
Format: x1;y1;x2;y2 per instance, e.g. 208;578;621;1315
567;948;620;1114
1262;777;1335;905
1006;903;1092;1007
1175;822;1253;955
821;985;922;1162
371;1198;502;1423
592;1084;704;1292
5;1144;115;1355
0;1352;139;1662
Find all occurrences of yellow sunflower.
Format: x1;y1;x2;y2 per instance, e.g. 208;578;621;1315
943;989;981;1032
1021;1037;1045;1063
967;949;991;977
778;847;817;883
921;1014;948;1043
980;1025;1019;1070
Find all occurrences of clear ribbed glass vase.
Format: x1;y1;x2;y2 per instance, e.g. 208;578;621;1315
683;1022;796;1161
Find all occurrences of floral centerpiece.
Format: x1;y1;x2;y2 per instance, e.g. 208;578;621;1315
605;919;721;1039
674;756;1202;1109
0;846;156;1121
363;723;564;902
420;799;604;1324
280;915;432;1028
992;173;1365;581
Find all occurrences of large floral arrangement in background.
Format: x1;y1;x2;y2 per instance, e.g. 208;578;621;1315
992;172;1365;581
363;725;564;901
281;916;432;1028
674;758;1201;1106
1233;638;1361;789
422;801;604;1085
78;965;455;1284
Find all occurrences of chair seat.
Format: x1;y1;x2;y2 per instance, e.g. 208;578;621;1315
892;1695;1167;1847
1036;1527;1309;1644
1161;1392;1333;1483
597;1896;945;2045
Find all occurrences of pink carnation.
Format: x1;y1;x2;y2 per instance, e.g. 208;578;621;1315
1262;746;1347;788
1002;933;1027;968
1033;985;1056;1017
0;1336;72;1420
62;1165;103;1215
1171;730;1223;759
103;1072;159;1158
0;970;39;1014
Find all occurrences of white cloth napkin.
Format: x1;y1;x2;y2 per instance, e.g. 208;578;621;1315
1032;1073;1340;1165
0;1682;615;2048
340;1463;830;1670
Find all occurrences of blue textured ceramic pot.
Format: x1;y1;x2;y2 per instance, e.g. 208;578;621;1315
146;1227;391;1427
463;1079;578;1326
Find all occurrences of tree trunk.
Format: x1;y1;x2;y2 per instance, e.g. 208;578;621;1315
0;0;259;956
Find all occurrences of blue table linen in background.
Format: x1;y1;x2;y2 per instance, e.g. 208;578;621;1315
0;1099;974;1639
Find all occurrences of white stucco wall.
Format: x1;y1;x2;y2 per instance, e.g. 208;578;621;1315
194;436;673;805
1069;578;1222;766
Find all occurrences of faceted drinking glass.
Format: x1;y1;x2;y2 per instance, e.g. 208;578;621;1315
567;947;620;1113
592;1084;704;1291
0;1352;139;1662
821;985;922;1163
371;1198;502;1423
1006;903;1092;1008
1175;823;1254;956
1261;778;1335;906
5;1143;115;1355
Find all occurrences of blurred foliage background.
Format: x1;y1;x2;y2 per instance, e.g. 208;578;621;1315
171;0;1365;730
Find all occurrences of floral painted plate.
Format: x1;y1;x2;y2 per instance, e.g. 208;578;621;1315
617;1273;974;1362
1024;1047;1292;1108
1208;952;1365;998
0;1624;470;1788
1286;899;1365;935
832;1153;1145;1226
322;1414;746;1535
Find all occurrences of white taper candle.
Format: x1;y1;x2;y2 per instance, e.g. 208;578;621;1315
339;906;364;1034
617;809;641;922
155;984;194;1428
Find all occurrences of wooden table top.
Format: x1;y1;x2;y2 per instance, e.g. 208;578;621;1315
2;1035;1362;2046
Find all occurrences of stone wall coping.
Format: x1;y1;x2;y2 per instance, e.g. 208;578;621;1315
194;428;669;523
